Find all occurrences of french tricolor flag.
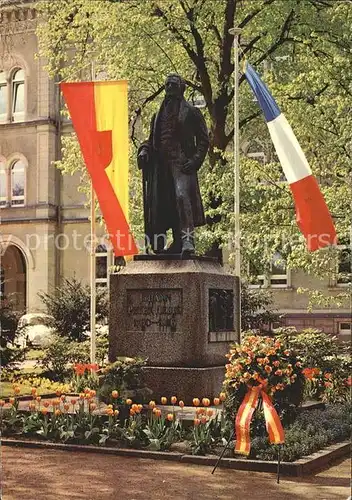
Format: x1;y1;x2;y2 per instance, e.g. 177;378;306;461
244;62;337;251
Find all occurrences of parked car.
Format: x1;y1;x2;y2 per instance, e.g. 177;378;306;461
16;313;55;348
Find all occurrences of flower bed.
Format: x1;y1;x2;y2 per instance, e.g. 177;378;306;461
0;387;350;461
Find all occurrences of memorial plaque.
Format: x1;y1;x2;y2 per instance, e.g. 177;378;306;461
208;289;235;342
126;288;182;333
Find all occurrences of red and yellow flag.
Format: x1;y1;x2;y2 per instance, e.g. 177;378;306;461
235;385;285;456
61;81;137;256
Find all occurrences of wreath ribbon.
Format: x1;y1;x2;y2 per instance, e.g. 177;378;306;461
235;385;285;456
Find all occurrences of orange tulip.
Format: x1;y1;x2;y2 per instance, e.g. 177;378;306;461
264;365;272;373
41;407;49;415
9;397;15;405
154;408;162;418
43;400;50;408
137;404;143;412
149;400;156;409
170;396;177;405
166;413;174;422
132;404;139;412
192;398;200;407
31;387;37;395
60;395;66;402
219;392;226;402
179;400;185;408
193;418;201;426
202;398;210;407
13;386;21;395
206;409;214;418
0;400;5;407
52;398;60;407
36;396;41;403
111;390;119;399
55;390;62;397
89;403;97;412
161;397;167;405
114;409;120;417
54;409;61;416
130;408;136;416
125;399;132;405
196;407;205;416
89;390;96;397
213;398;220;406
29;402;36;411
79;393;85;400
106;408;114;416
200;416;207;425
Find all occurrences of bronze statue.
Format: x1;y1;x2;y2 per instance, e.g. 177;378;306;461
137;73;209;255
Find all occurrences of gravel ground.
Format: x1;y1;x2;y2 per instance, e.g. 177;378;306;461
0;446;350;500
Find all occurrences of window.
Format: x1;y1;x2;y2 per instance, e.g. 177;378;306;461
248;252;290;289
337;245;351;286
270;252;289;288
0;68;26;122
0;159;7;207
338;322;351;339
12;69;25;121
11;160;25;206
0;71;7;121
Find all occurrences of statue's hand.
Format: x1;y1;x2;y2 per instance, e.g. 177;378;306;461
137;149;149;170
181;159;195;175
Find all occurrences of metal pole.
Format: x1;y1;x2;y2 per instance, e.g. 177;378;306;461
90;184;96;365
277;445;281;484
229;27;242;339
90;60;96;365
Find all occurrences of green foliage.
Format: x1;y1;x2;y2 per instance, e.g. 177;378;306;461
39;332;107;381
36;0;352;300
250;403;351;462
276;328;351;403
38;278;108;341
98;358;151;403
241;282;280;332
0;300;25;369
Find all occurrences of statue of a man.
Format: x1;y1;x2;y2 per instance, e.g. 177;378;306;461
137;73;209;255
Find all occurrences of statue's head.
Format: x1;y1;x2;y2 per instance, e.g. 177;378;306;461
164;73;186;98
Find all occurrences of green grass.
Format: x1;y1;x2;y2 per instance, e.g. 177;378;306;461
0;381;55;398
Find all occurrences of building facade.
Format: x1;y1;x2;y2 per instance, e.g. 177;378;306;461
0;1;111;313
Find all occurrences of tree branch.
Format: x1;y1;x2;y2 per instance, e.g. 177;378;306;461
130;85;164;147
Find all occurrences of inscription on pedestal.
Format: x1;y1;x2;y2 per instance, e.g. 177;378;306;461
126;288;182;333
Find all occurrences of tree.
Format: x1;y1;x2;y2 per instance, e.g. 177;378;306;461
241;282;280;332
36;0;351;299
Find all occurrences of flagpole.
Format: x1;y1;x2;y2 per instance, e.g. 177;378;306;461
90;184;96;365
90;61;96;365
229;26;242;340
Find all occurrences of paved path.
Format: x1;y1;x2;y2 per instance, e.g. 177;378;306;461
1;446;350;500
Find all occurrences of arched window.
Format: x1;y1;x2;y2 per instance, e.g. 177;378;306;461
11;69;25;120
0;159;7;207
0;71;7;121
11;159;25;206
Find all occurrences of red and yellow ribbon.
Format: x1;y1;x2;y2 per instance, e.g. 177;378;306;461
235;385;285;456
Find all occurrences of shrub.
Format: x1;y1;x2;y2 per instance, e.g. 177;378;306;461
250;402;351;461
99;358;151;403
0;299;25;368
39;326;109;381
276;328;351;402
38;278;108;341
223;333;305;430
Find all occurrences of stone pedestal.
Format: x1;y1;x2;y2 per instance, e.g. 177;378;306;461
109;256;240;404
